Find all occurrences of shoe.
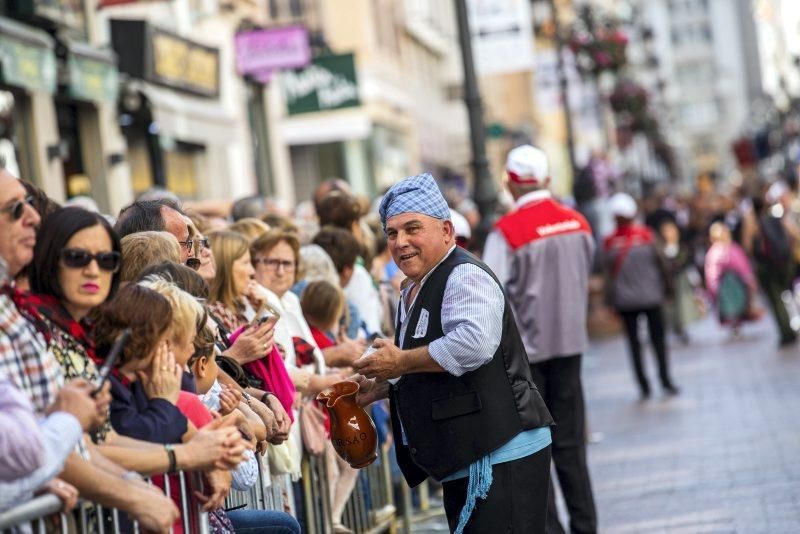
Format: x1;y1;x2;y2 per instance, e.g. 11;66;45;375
639;389;651;401
779;335;797;348
663;384;680;396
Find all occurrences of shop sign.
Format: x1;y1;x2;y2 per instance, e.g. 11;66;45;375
283;53;359;115
0;34;57;94
235;25;310;76
151;29;219;97
67;54;118;103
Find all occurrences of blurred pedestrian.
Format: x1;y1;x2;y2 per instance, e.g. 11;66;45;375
484;145;597;534
658;220;693;344
704;222;760;336
604;193;679;399
752;195;797;346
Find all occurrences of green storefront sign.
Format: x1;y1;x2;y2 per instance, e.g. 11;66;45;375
0;18;56;93
67;52;119;103
283;53;359;115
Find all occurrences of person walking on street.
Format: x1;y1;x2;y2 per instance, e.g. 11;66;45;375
604;192;679;399
354;173;554;533
483;145;598;534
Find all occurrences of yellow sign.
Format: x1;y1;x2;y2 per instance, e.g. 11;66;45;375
151;32;219;96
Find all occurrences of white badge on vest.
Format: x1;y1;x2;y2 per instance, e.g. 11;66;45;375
413;309;429;339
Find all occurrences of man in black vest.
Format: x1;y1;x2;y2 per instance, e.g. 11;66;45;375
353;173;554;533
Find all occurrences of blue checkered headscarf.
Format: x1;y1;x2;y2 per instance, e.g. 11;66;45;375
378;173;451;230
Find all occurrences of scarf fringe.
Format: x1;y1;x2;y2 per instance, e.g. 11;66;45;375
454;455;493;534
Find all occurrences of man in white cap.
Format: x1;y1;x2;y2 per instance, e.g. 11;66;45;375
483;145;598;534
354;173;554;533
604;192;679;398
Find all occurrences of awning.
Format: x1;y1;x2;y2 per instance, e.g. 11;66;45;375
280;108;371;145
137;81;239;145
0;16;56;93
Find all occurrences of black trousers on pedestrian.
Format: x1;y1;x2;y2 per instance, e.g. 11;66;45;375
442;445;551;533
618;307;674;394
530;355;597;534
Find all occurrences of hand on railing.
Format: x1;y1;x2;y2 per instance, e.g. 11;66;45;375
195;469;232;512
38;478;78;514
128;483;180;533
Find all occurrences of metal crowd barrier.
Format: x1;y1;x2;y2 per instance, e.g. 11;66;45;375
224;447;397;534
0;472;209;534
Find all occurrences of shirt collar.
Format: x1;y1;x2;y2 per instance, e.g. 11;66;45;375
401;245;457;298
515;189;552;209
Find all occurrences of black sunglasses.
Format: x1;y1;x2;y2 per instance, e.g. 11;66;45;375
1;195;34;220
60;248;121;272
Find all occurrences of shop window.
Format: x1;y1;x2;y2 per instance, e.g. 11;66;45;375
0;90;32;181
163;139;203;199
56;101;89;198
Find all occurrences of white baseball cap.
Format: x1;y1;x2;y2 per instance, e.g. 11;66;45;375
609;192;638;219
449;209;471;240
506;145;549;184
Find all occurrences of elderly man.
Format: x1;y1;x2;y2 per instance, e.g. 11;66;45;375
354;173;553;533
483;145;597;534
114;199;194;263
0;169;179;531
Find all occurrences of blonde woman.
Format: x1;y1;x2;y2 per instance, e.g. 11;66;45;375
120;231;181;283
228;217;270;242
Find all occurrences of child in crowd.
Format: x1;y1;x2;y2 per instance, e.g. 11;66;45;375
300;280;359;534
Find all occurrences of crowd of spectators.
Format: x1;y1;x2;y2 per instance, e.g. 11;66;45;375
0;168;409;533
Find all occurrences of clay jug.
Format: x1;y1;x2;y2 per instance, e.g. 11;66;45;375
316;380;378;468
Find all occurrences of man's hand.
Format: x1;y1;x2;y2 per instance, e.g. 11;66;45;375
46;380;99;431
226;322;275;364
41;478;78;513
352;375;390;407
194;469;232;511
139;343;181;404
352;338;404;381
129;486;180;532
264;394;291;443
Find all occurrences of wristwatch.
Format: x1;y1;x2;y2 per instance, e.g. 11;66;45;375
164;444;177;474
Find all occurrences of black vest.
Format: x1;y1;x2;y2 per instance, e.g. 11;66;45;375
389;247;553;486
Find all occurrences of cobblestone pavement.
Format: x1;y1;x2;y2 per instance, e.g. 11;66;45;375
582;314;800;533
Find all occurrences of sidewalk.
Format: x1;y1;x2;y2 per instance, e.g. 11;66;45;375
582;314;800;533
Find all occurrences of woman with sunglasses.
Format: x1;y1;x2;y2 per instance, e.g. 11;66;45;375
26;207;121;442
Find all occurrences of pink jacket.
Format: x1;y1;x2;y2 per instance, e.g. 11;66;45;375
704;242;757;299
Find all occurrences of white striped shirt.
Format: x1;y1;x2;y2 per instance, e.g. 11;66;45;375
398;247;505;376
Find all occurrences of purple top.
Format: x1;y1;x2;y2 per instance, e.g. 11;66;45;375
109;375;188;444
0;379;44;480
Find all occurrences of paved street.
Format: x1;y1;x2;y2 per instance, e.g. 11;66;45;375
414;313;800;533
582;313;800;533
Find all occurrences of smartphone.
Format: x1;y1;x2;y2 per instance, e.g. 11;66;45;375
92;328;132;396
252;304;281;329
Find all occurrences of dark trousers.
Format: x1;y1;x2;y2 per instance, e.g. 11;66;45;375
619;307;674;394
530;355;597;534
442;445;551;533
757;269;796;343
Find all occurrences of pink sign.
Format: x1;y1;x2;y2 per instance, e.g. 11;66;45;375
235;25;311;75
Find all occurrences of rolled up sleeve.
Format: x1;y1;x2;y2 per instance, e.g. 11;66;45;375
428;264;505;376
